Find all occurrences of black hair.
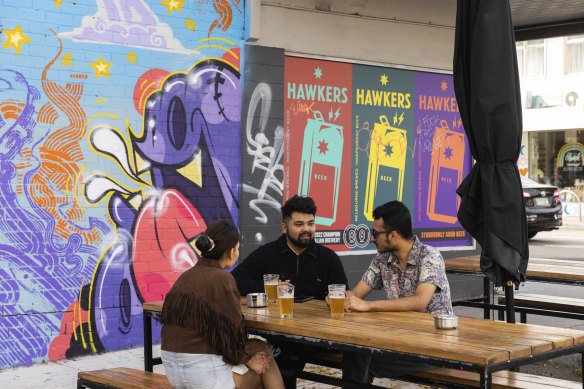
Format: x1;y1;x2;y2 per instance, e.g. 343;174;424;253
191;221;239;260
372;201;414;239
281;195;317;222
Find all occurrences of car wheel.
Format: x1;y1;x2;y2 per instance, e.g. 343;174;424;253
528;232;538;239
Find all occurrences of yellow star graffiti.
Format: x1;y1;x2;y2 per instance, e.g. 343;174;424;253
185;18;196;31
2;26;31;55
127;51;137;64
161;0;185;13
90;57;111;78
60;53;73;67
380;74;389;86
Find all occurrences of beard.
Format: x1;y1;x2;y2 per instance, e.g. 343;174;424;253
374;240;393;254
287;231;313;248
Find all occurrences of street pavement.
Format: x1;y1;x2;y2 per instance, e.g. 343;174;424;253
0;343;424;388
1;223;582;388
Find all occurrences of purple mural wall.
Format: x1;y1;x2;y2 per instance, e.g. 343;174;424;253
0;0;243;368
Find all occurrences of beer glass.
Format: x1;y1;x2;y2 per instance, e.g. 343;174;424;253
277;284;295;319
263;274;279;303
328;284;346;316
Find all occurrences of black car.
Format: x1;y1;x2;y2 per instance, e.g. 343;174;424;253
521;176;562;239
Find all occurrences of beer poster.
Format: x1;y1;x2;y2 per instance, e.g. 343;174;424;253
284;57;353;249
414;72;471;247
284;56;473;251
352;65;415;239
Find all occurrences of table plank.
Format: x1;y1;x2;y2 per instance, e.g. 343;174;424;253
242;301;543;364
445;256;584;282
295;303;566;353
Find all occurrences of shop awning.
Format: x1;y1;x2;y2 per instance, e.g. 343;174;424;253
511;0;584;40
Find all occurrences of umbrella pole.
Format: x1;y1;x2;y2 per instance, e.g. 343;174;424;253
505;280;516;324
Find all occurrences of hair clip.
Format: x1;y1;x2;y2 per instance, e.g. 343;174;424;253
205;237;215;253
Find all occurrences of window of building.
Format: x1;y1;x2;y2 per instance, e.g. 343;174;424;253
516;39;546;79
564;35;584;74
528;130;584;189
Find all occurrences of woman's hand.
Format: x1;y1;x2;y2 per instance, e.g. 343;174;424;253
246;351;271;374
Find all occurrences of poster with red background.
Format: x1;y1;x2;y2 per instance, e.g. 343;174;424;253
284;57;352;250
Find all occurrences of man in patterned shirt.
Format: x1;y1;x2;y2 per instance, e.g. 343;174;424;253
341;200;453;384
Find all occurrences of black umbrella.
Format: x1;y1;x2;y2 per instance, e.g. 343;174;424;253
453;0;529;323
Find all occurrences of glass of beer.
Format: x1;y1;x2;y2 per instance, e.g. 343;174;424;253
263;274;279;303
277;284;294;319
328;284;346;317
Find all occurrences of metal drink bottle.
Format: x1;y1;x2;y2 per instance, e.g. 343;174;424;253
426;120;465;223
298;111;344;226
364;115;407;221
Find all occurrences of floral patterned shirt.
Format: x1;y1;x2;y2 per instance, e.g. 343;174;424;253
361;236;453;315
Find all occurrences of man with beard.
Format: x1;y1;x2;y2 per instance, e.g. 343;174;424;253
341;200;453;385
233;195;347;299
232;195;348;388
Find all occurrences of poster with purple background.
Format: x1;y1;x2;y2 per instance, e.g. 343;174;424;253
414;72;472;247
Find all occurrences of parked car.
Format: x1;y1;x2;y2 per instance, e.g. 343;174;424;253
521;176;562;239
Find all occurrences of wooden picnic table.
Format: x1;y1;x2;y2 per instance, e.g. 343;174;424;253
446;256;584;285
446;255;584;320
142;299;584;389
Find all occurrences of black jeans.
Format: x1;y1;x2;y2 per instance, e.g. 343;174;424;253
272;341;312;389
342;352;433;386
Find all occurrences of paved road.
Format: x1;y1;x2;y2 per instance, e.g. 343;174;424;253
529;224;584;262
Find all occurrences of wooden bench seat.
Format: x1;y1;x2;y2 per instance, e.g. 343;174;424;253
307;352;579;389
77;367;171;389
497;293;584;322
411;367;581;389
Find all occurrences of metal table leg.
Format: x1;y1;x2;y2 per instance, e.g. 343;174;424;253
483;277;491;320
144;310;153;372
480;371;492;389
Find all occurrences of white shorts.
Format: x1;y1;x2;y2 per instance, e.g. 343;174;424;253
161;350;236;389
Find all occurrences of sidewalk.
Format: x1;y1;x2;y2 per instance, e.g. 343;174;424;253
0;344;425;389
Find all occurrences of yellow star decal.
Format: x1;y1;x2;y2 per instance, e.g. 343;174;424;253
380;74;388;86
184;18;196;31
2;26;31;55
161;0;185;13
127;51;137;64
440;80;448;92
60;53;73;67
90;57;111;78
55;0;62;7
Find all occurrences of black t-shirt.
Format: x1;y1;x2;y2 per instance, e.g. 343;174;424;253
232;235;348;300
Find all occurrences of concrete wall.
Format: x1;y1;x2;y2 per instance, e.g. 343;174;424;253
255;0;456;72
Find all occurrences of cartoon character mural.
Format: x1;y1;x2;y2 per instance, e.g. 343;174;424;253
78;57;241;355
0;0;242;368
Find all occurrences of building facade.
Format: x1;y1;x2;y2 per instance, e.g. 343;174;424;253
0;0;480;369
520;36;584;193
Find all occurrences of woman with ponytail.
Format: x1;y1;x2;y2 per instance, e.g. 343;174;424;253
160;221;284;389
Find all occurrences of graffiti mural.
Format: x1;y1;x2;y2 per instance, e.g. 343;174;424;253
239;45;285;257
0;0;242;368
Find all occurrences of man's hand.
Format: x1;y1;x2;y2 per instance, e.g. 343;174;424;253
327;288;355;306
345;294;371;312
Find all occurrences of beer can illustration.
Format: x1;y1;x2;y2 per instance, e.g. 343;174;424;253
426;120;465;224
298;111;344;226
364;115;407;221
